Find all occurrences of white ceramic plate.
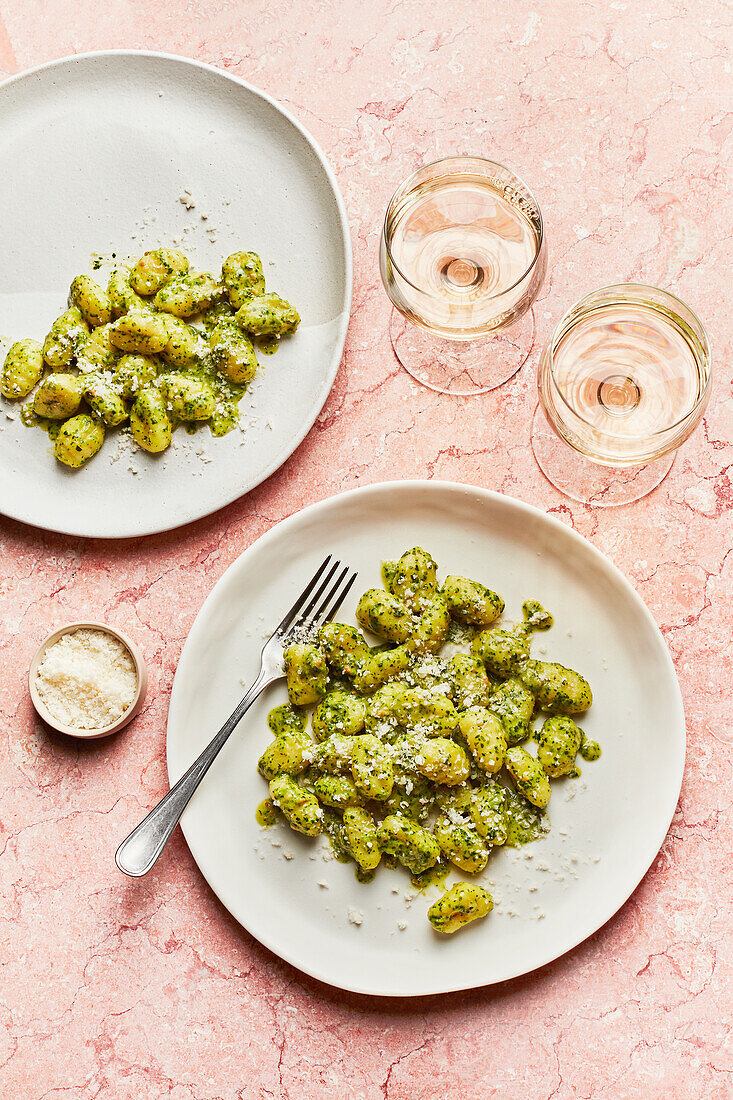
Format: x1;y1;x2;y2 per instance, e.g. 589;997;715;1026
166;482;685;997
0;52;351;538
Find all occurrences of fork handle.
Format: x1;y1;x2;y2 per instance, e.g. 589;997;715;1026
115;666;272;878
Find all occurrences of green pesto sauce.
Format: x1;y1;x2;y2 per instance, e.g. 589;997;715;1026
256;799;279;826
355;865;377;884
90;251;120;271
503;786;549;847
381;560;397;589
160;360;250;439
445;619;477;647
519;599;554;635
410;859;450;891
323;812;352;863
21;404;61;440
257;335;280;356
580;735;601;761
20;403;39;428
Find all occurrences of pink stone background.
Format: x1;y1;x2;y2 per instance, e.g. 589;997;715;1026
1;2;731;1097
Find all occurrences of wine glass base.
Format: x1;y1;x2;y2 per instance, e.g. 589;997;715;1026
531;405;675;506
389;308;536;395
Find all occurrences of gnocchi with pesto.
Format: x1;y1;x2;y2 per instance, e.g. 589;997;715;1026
1;248;300;468
256;548;602;936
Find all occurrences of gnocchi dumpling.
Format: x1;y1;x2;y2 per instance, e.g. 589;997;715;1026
504;746;551;810
312;691;366;741
257;734;309;781
447;654;492;709
208;321;258;384
43;307;89;368
236;293;300;336
160;315;205;369
129;387;173;453
428;882;493;934
520;659;593;715
69;275;112;327
113;354;160;401
441;574;504;626
269;775;323;836
110;312;170;355
433;813;489;873
536;715;583;777
82;374;128;426
0;340;44;399
222;251;266;309
107;270;149;317
356;588;413;643
129;249;189;296
458;707;507;774
342;807;381;871
472;628;530;679
284;643;329;707
383;546;437;612
488;678;535;746
54;414;104;468
155;273;221;318
159;373;215;422
75;325;118;374
412;736;471;786
33;373;82;419
377;814;440;875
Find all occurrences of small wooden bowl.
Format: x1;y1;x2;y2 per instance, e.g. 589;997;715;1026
28;621;147;739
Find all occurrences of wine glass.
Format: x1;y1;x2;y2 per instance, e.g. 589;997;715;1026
532;284;711;506
379;156;546;395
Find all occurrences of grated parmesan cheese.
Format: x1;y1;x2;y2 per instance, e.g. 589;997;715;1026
35;628;137;729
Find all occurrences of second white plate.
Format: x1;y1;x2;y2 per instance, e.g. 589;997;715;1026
166;482;685;996
0;52;351;537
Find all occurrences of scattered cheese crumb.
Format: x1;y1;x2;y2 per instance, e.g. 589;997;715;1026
347;907;363;926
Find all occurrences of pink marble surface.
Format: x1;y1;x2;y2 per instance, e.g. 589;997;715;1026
1;2;732;1097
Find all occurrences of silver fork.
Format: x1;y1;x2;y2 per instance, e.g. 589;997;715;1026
115;555;358;878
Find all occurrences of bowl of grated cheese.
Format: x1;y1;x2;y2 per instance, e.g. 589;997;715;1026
29;623;147;738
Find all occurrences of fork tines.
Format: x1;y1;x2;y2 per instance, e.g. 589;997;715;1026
277;556;358;643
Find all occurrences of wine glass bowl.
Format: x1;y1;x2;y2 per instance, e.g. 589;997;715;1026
533;284;711;505
380;156;546;395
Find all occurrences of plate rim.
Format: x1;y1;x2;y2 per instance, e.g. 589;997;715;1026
166;479;687;997
0;49;353;539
